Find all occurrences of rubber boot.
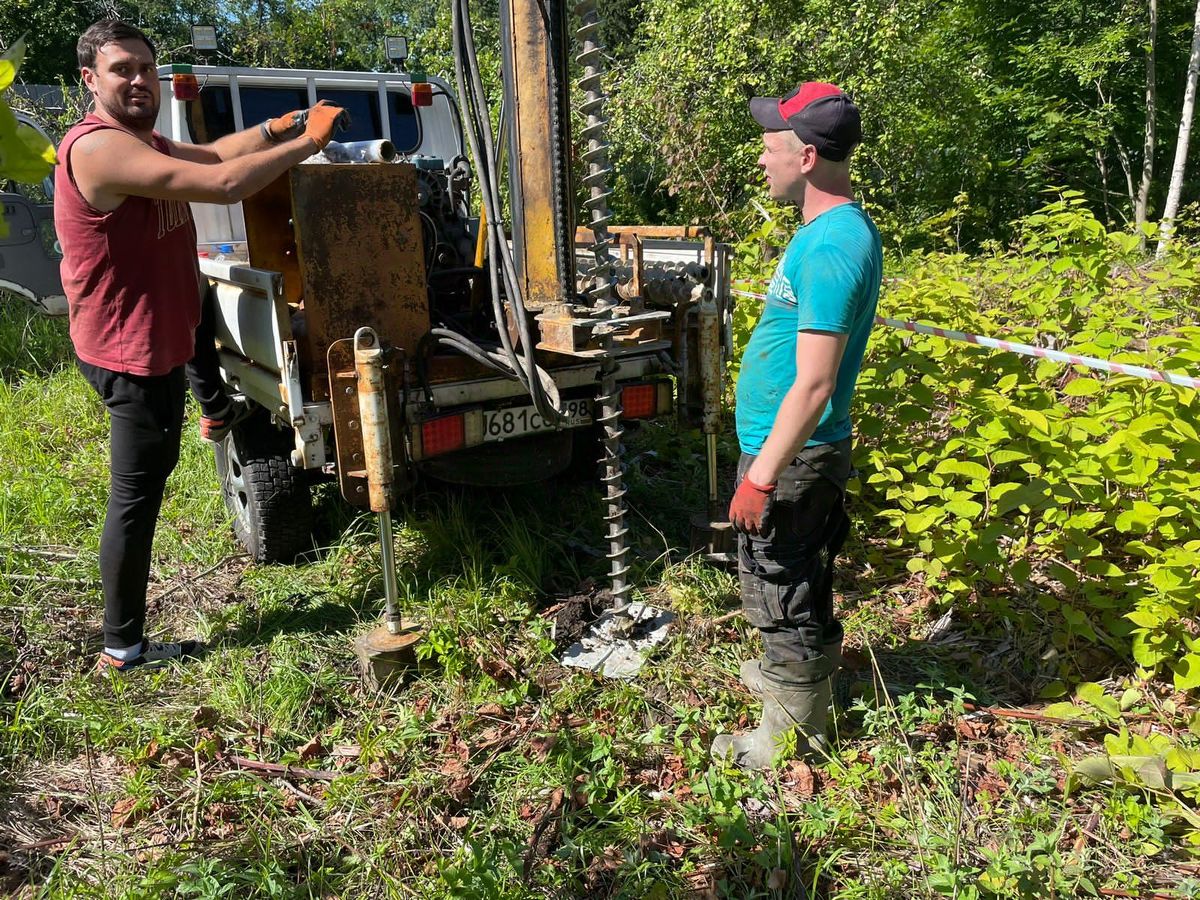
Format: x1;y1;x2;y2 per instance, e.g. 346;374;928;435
712;657;832;770
740;642;841;696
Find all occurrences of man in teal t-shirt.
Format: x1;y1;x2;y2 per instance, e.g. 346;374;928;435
713;82;883;770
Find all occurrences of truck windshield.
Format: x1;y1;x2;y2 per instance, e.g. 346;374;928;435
188;83;420;151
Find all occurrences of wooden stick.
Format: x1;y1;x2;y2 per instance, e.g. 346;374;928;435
1;574;95;587
710;609;744;625
961;703;1103;729
13;833;78;852
226;755;339;781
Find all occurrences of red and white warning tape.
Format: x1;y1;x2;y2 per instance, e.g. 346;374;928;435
729;288;1200;391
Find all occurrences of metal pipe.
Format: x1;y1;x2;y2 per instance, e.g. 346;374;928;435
379;509;401;633
322;139;397;163
706;432;719;508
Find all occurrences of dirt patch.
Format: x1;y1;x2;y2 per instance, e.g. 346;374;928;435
544;582;611;654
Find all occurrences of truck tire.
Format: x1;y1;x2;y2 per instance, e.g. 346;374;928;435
213;411;313;563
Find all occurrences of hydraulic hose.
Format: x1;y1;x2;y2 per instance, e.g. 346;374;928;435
451;0;568;425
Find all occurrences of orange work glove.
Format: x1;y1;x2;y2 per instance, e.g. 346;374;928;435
302;99;350;151
729;476;776;536
261;108;305;143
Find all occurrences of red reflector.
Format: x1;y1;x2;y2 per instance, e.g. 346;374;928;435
422;414;465;457
172;73;200;101
620;384;656;419
412;82;433;107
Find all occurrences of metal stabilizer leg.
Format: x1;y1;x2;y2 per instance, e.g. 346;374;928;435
350;327;423;690
690;291;734;563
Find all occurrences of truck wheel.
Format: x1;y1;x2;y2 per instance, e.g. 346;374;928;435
213;411;313;563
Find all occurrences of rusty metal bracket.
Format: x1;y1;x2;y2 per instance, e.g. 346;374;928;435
536;309;672;356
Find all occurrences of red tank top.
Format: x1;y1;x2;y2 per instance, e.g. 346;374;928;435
54;114;200;376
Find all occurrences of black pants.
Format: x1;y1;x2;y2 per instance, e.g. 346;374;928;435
79;289;228;649
736;438;852;669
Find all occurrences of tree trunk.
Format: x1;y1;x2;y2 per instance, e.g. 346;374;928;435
1114;134;1137;218
1095;147;1113;227
1157;0;1200;258
1135;0;1158;248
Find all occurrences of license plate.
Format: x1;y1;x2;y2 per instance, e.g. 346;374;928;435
483;398;592;441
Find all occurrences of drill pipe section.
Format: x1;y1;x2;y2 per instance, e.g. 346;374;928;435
322;140;397;163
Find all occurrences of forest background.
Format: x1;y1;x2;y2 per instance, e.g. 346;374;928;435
3;0;1199;252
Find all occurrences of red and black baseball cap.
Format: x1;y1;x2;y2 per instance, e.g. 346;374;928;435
750;82;862;161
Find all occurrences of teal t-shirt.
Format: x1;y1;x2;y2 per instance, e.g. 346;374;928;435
735;202;883;455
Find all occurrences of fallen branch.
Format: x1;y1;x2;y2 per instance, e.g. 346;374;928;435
5;545;79;561
961;703;1099;729
226;755;339;782
274;777;322;807
13;833;78;852
1;574;95;588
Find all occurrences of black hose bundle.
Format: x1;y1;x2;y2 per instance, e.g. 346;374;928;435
449;0;566;424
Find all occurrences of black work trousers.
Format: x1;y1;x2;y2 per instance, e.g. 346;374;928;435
79;289;227;649
736;438;852;672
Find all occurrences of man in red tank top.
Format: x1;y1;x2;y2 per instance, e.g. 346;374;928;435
56;19;347;674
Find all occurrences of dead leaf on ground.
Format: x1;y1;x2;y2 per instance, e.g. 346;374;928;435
783;760;819;797
528;734;558;760
477;702;506;718
447;774;474;804
479;656;519;682
159;749;194;772
110;796;159;829
767;868;788;891
297;737;326;762
449;815;470;830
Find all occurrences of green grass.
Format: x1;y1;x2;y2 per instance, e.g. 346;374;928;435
2;297;1199;898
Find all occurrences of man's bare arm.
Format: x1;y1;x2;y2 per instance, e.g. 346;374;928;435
744;330;848;486
71;128;316;208
168;126;273;164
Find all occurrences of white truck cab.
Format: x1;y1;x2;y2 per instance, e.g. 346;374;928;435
154;65;465;255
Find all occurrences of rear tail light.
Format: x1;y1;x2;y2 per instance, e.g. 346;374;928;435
411;82;433;107
171;65;199;101
620;383;658;419
421;413;465;457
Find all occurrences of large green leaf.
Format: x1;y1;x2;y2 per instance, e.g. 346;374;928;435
0;36;24;93
0;104;56;183
1175;654;1200;692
